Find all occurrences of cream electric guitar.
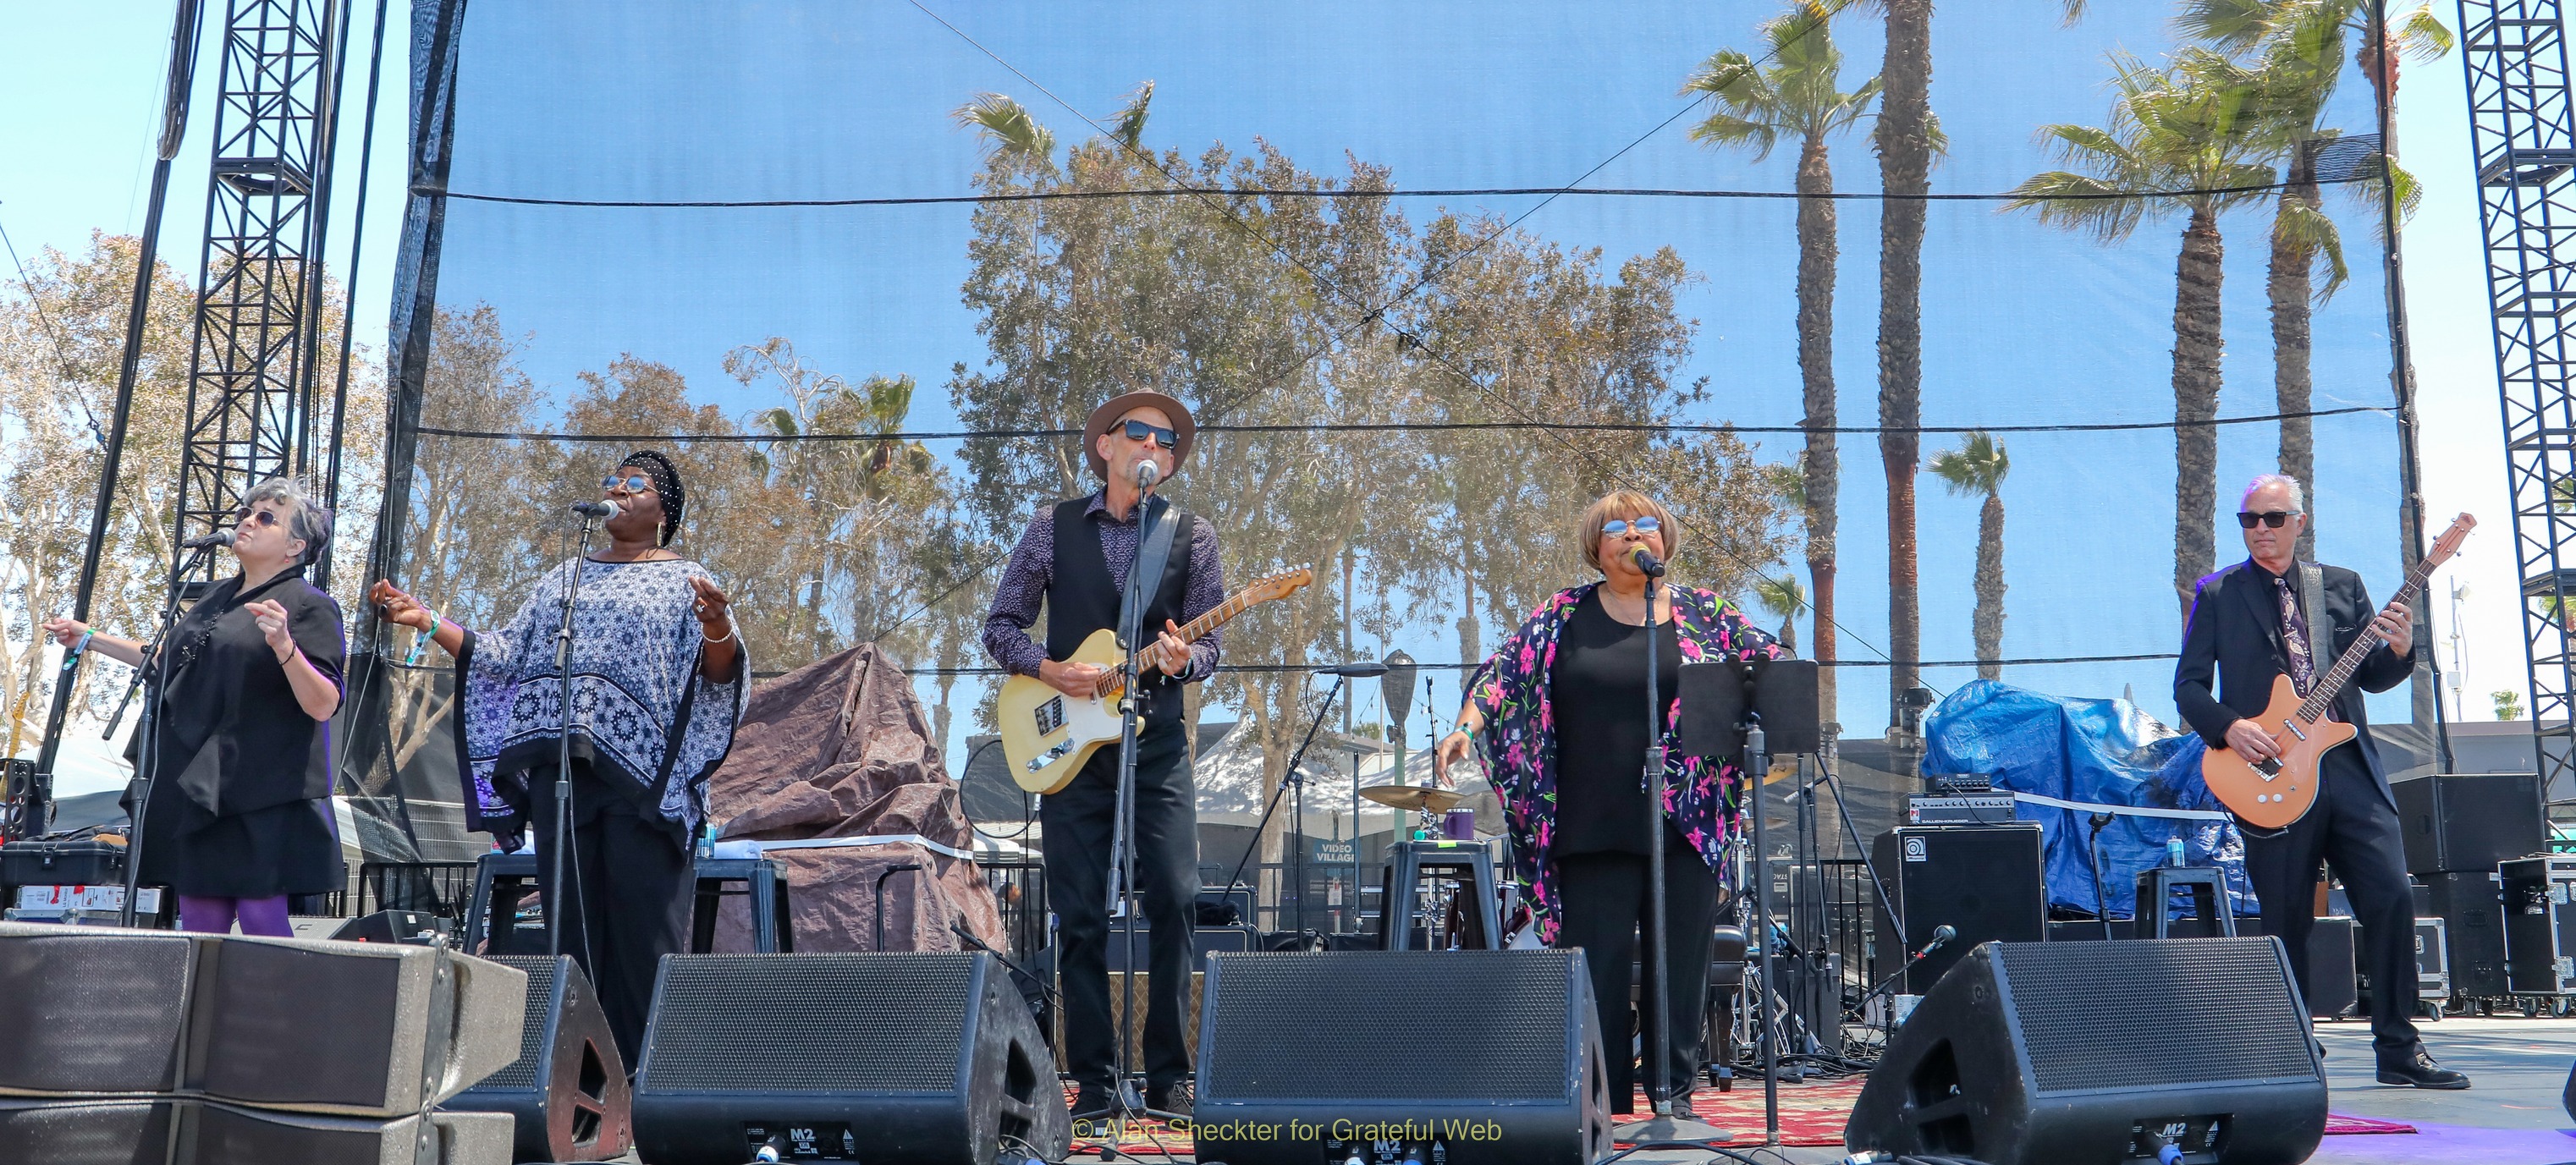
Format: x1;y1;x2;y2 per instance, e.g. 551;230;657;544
2202;514;2474;830
999;568;1313;794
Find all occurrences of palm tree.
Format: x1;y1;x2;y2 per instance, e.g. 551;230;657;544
1682;7;1880;726
1753;574;1808;655
2007;52;2280;619
1874;0;1935;735
2181;0;2447;559
1929;431;2010;680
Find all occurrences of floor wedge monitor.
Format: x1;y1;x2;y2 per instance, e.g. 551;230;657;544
1846;937;2326;1165
446;955;631;1162
1192;949;1611;1165
633;952;1070;1165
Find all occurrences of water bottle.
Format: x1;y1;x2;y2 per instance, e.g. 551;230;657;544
2166;836;2187;867
697;822;718;860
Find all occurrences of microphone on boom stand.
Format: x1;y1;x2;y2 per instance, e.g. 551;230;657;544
569;498;622;519
1628;544;1665;578
179;529;235;549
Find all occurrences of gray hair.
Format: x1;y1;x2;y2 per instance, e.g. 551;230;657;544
2242;472;2307;514
242;476;333;566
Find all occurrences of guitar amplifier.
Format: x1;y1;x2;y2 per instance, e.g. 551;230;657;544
2423;870;2507;998
1869;826;2047;993
1905;794;2017;826
2502;856;2576;995
2392;772;2544;875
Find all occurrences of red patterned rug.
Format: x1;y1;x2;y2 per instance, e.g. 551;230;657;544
1064;1080;2415;1155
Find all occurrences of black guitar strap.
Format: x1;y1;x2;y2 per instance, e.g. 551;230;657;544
1127;493;1184;646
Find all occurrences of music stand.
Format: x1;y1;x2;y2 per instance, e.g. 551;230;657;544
1677;656;1820;1147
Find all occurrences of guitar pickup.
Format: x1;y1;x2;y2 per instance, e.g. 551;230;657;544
1034;695;1065;736
1024;738;1076;772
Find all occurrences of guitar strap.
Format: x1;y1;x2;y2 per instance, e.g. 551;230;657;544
2298;562;2331;697
1126;493;1184;647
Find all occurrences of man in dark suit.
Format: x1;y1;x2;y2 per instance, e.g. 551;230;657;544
2175;474;2466;1089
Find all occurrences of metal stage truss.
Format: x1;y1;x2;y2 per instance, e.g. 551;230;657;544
173;0;342;561
2463;0;2576;815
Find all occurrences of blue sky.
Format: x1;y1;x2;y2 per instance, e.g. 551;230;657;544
2;0;2523;785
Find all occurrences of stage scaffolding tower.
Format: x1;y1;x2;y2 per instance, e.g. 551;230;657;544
173;0;340;561
2462;1;2576;817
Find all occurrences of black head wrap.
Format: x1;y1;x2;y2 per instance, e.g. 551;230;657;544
620;448;685;547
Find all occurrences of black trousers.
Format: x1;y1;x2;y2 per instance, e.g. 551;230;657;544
526;761;696;1072
1553;825;1721;1112
2243;747;2420;1055
1042;721;1198;1092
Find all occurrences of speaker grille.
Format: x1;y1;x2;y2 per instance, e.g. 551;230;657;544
1203;952;1575;1101
198;941;407;1110
0;930;194;1094
476;956;562;1092
2000;939;2314;1093
640;954;969;1092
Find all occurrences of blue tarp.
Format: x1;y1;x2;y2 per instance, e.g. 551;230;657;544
1920;680;2255;920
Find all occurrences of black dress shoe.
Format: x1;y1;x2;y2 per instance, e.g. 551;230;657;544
1148;1080;1194;1119
2375;1049;2470;1090
1070;1086;1115;1126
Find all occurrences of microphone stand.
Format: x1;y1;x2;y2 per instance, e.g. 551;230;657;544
548;513;605;964
1217;674;1348;933
118;541;221;927
1612;560;1734;1151
1104;465;1166;1125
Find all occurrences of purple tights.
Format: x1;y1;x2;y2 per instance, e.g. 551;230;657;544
178;893;292;937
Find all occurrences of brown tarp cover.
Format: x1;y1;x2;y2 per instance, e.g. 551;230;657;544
705;643;1007;953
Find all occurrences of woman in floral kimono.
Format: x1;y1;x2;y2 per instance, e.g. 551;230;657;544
1434;489;1785;1115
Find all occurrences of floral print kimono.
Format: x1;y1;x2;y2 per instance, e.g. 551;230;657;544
1468;581;1785;944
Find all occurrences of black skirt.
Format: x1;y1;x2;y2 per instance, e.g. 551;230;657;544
135;783;343;898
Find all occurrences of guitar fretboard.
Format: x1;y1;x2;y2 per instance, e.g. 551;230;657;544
2293;566;2432;724
1087;573;1296;698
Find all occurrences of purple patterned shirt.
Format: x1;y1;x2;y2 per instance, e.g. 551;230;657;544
981;490;1226;681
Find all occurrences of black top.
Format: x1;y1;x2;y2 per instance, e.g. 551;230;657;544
141;566;346;818
1047;495;1197;727
2173;558;2414;806
1549;589;1682;857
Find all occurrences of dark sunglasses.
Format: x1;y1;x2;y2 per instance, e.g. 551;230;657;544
232;508;280;528
1121;419;1178;448
2236;510;2298;530
603;472;656;494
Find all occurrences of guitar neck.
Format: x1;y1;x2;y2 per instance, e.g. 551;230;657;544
1092;585;1272;695
2295;563;2431;722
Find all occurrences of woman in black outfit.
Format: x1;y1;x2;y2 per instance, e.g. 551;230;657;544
1434;490;1784;1115
44;477;347;937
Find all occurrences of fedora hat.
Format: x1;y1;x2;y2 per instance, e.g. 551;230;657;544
1083;391;1197;480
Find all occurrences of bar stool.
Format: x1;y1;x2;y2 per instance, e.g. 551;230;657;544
460;852;538;954
1378;840;1502;951
2133;866;2237;939
691;855;795;953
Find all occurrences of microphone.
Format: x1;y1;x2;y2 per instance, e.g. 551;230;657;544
1628;544;1666;578
570;499;621;519
179;529;234;549
1918;924;1957;955
1313;661;1390;678
1134;459;1161;491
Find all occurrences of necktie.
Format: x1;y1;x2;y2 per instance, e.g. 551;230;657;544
2276;574;2315;698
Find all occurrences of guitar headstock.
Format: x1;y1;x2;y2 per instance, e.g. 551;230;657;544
2426;513;2477;569
1244;567;1316;605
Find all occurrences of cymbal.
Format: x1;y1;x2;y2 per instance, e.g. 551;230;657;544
1360;785;1466;813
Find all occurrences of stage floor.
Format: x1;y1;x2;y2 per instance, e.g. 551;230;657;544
1049;1016;2576;1164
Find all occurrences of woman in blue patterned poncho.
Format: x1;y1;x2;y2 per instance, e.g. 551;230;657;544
1431;489;1783;1117
372;448;745;1064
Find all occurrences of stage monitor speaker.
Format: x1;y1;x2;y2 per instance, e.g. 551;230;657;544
633;952;1068;1165
1847;937;2326;1165
0;1098;512;1165
1193;950;1610;1165
2304;916;2358;1019
0;923;527;1117
330;909;453;946
0;926;199;1096
2421;870;2507;997
448;955;630;1163
1869;826;2046;993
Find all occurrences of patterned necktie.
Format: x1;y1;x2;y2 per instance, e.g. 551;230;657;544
2276;574;2315;698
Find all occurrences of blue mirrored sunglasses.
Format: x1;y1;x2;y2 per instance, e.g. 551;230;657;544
603;472;655;493
1602;515;1661;536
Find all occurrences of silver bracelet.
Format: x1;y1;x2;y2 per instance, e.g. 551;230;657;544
700;621;735;646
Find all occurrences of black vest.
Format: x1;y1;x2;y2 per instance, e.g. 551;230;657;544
1045;497;1197;727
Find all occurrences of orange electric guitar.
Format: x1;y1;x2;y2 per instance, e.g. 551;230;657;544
2203;514;2474;830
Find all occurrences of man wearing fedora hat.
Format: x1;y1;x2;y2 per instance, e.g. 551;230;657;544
982;390;1225;1120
